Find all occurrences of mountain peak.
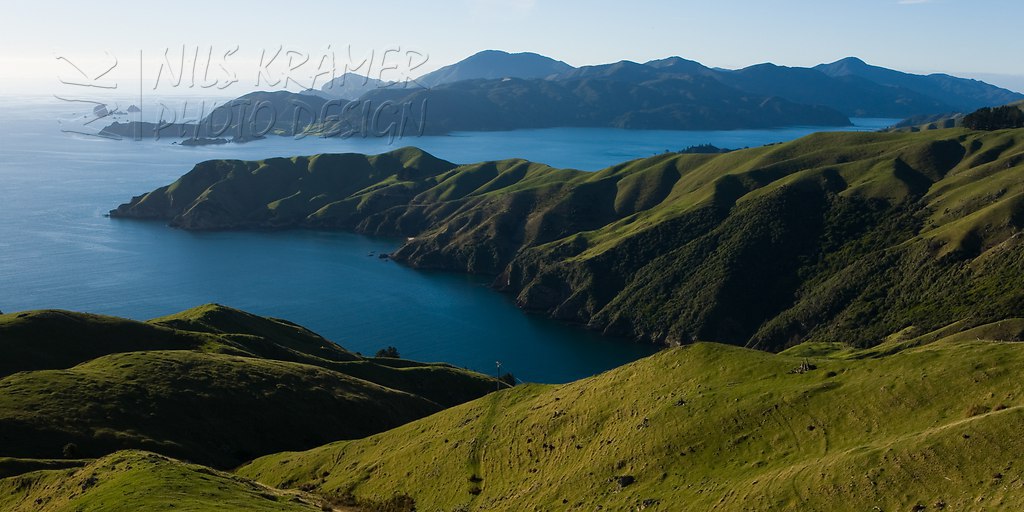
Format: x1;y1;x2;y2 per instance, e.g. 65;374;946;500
416;50;574;87
814;56;1024;111
645;56;700;66
815;57;873;77
381;146;454;170
467;49;534;59
646;55;708;67
315;72;387;100
835;56;869;66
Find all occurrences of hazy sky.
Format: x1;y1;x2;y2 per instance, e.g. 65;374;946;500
4;0;1023;94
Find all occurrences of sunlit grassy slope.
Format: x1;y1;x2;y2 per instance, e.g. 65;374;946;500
0;305;497;469
0;451;324;512
241;324;1024;511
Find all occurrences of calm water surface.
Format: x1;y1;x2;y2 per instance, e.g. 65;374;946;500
0;96;896;382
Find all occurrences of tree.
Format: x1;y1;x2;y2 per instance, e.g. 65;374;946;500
499;372;517;387
375;346;400;358
62;443;79;458
963;106;1024;131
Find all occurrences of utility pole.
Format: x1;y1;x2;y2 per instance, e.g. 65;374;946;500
496;361;502;391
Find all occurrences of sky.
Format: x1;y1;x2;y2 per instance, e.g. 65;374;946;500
3;0;1023;95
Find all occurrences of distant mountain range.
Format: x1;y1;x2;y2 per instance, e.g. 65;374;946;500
104;50;1024;138
813;57;1020;112
429;51;1020;118
338;75;850;133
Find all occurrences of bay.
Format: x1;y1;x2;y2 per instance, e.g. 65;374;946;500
0;96;896;382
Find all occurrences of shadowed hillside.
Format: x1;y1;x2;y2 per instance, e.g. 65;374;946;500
815;57;1023;113
0;305;498;469
339;75;851;133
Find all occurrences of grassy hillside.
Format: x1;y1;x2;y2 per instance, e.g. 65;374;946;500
112;128;1024;351
0;451;324;511
0;305;497;469
889;112;966;132
0;304;361;378
0;459;87;480
241;328;1024;511
889;101;1024;133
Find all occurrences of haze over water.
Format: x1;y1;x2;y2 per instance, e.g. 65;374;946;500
0;97;895;382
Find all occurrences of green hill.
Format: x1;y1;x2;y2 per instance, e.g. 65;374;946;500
8;328;1024;511
0;451;325;511
0;304;360;378
112;128;1024;352
888;112;966;132
0;305;498;469
889;102;1024;133
240;330;1024;511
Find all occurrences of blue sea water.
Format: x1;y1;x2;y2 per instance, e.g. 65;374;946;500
0;96;897;382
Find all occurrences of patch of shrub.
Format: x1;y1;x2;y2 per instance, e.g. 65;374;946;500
965;404;992;417
375;346;400;358
62;443;79;459
324;491;416;512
